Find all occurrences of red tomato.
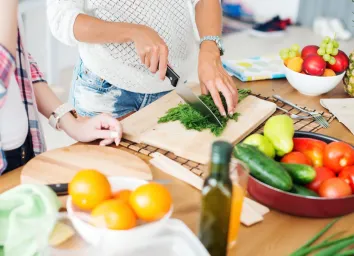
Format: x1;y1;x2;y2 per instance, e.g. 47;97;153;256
281;151;311;165
306;167;335;192
338;166;354;193
318;178;352;198
323;142;354;172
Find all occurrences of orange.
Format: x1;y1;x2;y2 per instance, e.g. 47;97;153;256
129;183;172;222
91;199;137;230
69;169;112;210
323;69;336;77
287;57;303;73
113;189;132;203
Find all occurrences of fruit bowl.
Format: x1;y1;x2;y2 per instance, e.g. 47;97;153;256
67;177;173;249
284;63;345;96
247;131;354;218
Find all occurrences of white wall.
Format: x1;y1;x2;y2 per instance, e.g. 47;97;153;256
244;0;300;23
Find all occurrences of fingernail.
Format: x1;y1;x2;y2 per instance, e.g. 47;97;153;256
222;111;226;117
115;139;120;146
228;112;233;117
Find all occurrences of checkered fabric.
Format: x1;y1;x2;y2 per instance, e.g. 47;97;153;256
0;29;46;174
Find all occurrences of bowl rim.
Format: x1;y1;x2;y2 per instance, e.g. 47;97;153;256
248;131;354;200
283;62;345;78
67;177;174;233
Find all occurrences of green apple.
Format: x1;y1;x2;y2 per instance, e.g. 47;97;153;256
243;134;275;158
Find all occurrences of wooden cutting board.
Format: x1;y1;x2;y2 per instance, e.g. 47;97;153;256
21;145;152;184
121;84;276;164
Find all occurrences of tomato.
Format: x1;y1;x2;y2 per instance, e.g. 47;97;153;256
306;167;335;192
323;142;354;172
318;178;352;198
280;151;311;165
338;166;354;193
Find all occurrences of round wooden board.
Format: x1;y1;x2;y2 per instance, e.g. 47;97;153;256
21;145;152;185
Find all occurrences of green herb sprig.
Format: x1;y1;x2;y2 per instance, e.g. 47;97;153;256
158;89;251;136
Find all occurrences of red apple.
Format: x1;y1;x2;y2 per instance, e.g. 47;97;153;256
327;50;349;73
301;45;319;59
302;54;326;76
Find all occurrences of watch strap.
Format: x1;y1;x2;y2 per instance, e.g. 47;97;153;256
199;35;224;56
49;103;76;130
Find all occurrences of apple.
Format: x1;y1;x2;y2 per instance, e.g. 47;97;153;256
301;45;319;59
327;50;349;73
302;54;326;76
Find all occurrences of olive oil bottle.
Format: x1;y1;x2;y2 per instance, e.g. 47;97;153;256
198;141;233;256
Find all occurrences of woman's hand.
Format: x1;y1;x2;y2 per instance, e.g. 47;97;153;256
198;42;238;116
131;24;168;80
62;114;123;146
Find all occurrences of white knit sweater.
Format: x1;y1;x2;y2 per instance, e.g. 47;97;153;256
47;0;200;93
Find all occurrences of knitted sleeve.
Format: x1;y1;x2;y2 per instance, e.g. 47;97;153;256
191;0;201;7
47;0;85;46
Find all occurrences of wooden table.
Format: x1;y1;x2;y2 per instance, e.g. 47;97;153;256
1;78;354;255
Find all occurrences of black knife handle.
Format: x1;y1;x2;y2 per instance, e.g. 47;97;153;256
165;66;179;87
48;183;68;196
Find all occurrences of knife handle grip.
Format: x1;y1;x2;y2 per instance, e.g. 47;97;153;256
165;66;179;87
48;183;68;196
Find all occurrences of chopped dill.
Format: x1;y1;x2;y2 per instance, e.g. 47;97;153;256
158;89;251;136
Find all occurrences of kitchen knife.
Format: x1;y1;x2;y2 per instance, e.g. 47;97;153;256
47;183;68;196
165;66;223;127
47;180;171;196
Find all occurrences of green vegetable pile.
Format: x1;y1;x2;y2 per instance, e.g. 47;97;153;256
290;218;354;256
158;89;251;136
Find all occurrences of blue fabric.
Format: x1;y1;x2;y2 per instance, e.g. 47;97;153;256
70;60;171;118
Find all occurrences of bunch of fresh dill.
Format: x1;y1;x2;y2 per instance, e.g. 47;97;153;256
158;89;251;136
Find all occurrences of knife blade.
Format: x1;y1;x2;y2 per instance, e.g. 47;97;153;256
165;66;223;127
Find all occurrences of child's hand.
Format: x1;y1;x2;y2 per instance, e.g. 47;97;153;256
69;114;123;146
131;24;169;80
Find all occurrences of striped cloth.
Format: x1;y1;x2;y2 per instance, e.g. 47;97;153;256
0;29;46;174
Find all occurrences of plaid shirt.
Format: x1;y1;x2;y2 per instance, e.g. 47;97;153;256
0;30;46;174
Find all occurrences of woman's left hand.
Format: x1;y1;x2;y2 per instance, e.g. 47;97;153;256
198;42;238;117
66;114;123;146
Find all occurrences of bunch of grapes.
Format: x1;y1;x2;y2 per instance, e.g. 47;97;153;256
279;44;300;60
317;36;339;65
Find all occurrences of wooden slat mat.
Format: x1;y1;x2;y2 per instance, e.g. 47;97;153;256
120;94;335;177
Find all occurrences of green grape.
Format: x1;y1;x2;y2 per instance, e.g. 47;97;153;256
332;40;339;48
329;57;336;65
326;47;333;54
288;51;296;58
323;54;331;61
320;42;327;48
280;52;289;60
317;48;325;56
280;48;289;55
323;36;331;43
327;42;333;49
331;48;339;56
291;44;300;52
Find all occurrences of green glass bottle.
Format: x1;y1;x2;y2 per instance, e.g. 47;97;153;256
198;141;233;256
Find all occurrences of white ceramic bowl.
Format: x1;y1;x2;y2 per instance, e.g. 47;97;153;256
283;64;345;96
67;177;173;250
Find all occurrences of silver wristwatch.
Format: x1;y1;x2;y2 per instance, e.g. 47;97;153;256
199;36;225;56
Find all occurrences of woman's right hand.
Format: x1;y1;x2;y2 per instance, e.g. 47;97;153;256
131;25;169;80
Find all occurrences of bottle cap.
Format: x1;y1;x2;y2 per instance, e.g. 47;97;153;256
211;141;233;165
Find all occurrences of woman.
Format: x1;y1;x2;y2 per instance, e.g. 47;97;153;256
0;0;122;174
47;0;238;119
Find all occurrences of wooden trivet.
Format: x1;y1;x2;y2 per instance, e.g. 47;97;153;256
119;94;335;176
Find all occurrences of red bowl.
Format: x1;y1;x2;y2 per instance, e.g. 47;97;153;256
247;131;354;218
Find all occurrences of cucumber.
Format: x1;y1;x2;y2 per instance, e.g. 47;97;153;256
281;163;316;185
233;143;293;191
291;184;319;197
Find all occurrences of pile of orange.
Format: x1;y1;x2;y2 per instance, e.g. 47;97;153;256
69;169;172;230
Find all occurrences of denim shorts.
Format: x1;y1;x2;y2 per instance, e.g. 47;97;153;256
70;60;170;118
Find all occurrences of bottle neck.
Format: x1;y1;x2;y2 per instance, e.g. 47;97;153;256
210;162;230;181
